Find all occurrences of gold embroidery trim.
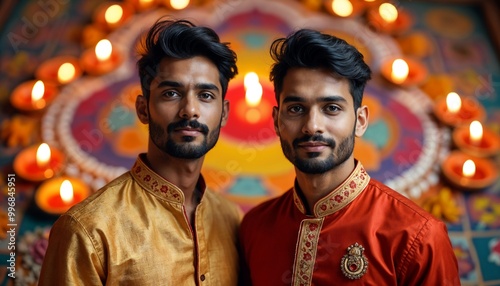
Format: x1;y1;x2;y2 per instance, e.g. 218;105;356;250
292;218;324;286
313;164;370;217
130;157;184;203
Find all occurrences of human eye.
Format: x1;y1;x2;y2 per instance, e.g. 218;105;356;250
199;92;215;101
287;105;304;115
324;104;341;114
162;90;180;99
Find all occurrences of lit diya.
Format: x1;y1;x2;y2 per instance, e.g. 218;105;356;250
366;3;412;35
93;2;134;31
380;57;428;86
453;120;500;157
222;71;276;143
441;151;498;190
81;39;123;76
324;0;366;18
433;92;486;127
13;143;65;182
10;80;58;112
35;56;82;85
162;0;192;10
35;177;90;215
237;72;273;125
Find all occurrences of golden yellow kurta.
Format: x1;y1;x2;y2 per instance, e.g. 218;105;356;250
39;155;241;286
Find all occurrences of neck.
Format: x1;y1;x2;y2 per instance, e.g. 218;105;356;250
145;148;204;206
295;158;356;214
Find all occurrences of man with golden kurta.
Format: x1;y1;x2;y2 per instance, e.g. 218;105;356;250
40;19;240;285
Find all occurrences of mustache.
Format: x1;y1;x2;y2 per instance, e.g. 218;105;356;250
293;134;335;148
167;119;209;135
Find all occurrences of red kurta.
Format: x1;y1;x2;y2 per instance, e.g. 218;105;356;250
239;162;460;285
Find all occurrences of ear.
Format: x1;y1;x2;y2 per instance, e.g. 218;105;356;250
272;106;280;136
136;95;149;124
355;105;369;137
221;99;230;127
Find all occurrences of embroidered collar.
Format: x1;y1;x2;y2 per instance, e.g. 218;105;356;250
292;162;370;217
130;154;206;204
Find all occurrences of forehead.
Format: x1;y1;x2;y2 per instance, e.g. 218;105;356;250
154;56;221;87
280;67;352;104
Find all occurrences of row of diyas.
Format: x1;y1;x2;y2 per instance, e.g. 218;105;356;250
434;92;499;191
12;143;89;215
10;39;122;112
317;0;411;35
379;54;498;191
9;0;199;112
8;0;158;214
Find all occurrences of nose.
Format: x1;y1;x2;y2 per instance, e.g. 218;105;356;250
302;108;324;135
179;95;200;119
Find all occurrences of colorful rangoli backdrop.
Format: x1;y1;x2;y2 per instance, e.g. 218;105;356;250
0;0;499;285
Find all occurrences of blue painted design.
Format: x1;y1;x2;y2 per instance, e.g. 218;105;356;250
228;177;268;196
241;33;268;49
472;236;500;281
107;106;135;132
363;120;389;149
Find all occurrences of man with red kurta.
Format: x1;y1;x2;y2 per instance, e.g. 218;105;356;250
239;29;460;285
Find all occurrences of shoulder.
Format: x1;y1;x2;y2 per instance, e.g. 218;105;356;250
365;179;453;252
367;178;438;224
63;172;134;222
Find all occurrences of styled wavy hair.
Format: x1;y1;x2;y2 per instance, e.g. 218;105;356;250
137;18;238;99
270;29;371;110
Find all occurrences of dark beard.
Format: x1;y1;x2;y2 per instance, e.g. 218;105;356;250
149;118;221;159
281;131;355;174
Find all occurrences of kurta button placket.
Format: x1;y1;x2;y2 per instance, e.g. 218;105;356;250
200;274;206;281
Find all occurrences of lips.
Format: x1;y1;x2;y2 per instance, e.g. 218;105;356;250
297;142;329;152
175;127;202;137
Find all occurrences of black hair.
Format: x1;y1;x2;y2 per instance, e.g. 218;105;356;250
270;29;371;109
137;18;238;99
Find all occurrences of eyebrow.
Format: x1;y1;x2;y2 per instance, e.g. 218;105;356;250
157;80;220;92
282;95;348;104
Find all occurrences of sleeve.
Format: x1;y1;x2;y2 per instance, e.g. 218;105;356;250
38;214;105;285
398;219;461;286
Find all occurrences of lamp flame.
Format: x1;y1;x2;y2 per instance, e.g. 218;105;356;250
379;3;398;23
170;0;190;9
332;0;353;17
244;72;262;107
31;80;45;102
390;59;409;84
104;4;124;24
462;159;475;178
446;92;461;113
95;39;113;61
469;120;483;144
59;180;74;204
58;63;76;84
36;143;51;168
